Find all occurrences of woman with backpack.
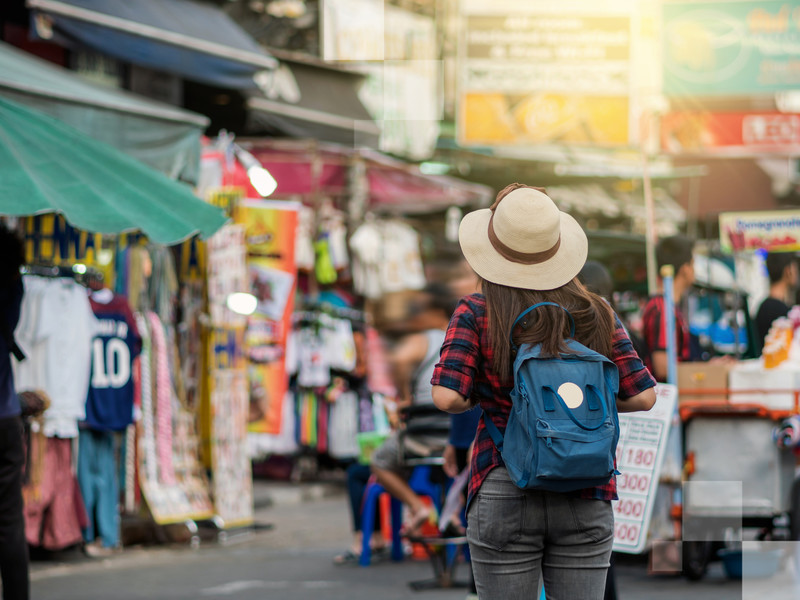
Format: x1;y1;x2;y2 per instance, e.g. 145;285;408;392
431;184;657;600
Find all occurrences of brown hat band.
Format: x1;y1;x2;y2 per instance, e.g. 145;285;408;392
487;213;561;265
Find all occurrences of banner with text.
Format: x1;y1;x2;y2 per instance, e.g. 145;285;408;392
662;111;800;155
720;210;800;253
235;200;300;435
458;3;631;147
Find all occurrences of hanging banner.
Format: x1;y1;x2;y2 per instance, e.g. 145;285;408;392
613;384;677;554
457;1;632;147
663;1;800;97
661;111;800;155
235;200;300;434
720;210;800;253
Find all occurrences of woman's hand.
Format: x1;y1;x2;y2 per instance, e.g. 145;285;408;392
442;444;459;478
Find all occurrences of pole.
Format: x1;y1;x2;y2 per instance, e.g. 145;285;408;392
643;152;658;297
662;265;678;386
660;264;683;550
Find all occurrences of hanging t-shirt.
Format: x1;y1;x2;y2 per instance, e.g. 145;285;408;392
84;293;142;431
14;277;99;438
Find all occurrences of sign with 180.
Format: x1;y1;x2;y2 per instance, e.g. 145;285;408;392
612;384;677;554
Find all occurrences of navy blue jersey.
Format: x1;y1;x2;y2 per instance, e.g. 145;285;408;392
84;294;141;431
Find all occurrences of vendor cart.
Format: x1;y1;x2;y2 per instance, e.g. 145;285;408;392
676;389;800;580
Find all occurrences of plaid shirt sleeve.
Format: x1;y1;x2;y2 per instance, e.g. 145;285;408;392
642;297;666;352
431;298;481;399
612;313;657;399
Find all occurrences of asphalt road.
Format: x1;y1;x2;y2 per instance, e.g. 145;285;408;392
28;493;790;600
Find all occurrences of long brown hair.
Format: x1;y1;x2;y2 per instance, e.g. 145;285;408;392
482;277;616;380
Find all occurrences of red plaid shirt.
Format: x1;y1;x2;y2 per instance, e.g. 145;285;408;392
641;296;691;380
431;293;657;507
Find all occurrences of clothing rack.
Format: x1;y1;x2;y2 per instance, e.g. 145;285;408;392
22;263;104;287
292;303;367;326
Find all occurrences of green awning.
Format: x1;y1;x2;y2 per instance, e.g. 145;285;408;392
0;97;227;244
0;42;208;183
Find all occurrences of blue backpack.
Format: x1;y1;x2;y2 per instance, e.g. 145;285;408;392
483;302;621;492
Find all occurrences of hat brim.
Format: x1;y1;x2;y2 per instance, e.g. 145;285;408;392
459;208;588;290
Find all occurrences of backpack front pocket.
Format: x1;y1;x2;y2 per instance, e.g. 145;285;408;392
535;420;615;480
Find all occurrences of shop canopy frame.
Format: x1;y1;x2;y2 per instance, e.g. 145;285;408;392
26;0;277;89
0;97;227;245
0;41;209;183
237;139;492;214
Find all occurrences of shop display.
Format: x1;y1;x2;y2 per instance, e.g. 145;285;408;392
206;222;254;528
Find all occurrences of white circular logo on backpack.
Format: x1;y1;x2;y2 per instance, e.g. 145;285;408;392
558;382;584;409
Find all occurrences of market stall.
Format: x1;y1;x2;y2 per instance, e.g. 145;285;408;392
199;136;491;480
1;96;229;551
644;211;800;580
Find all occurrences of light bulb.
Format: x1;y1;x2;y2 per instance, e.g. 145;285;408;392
226;292;258;316
247;165;278;198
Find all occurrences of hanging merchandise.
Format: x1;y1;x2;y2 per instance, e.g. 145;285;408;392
77;289;141;550
135;312;213;524
327;391;360;459
349;218;426;299
14;274;100;439
365;326;397;399
24;437;88;550
84;290;142;432
297;327;332;388
148;312;176;486
295;205;316;272
379;220;426;293
205;222;254;528
348;219;382;299
325;316;357;373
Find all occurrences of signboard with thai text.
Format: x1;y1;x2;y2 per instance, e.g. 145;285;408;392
458;1;632;147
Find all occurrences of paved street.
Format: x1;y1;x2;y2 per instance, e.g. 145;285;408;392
27;485;774;600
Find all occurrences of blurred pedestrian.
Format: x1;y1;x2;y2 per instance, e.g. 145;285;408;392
432;184;656;600
641;235;696;382
0;224;29;600
371;283;456;535
754;252;798;353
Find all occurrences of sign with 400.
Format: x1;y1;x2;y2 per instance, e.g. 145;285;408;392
612;384;677;554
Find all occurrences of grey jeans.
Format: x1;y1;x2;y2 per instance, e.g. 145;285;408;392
466;467;613;600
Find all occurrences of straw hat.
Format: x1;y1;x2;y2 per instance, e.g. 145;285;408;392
459;184;588;290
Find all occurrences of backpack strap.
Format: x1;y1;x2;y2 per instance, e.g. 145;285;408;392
542;384;607;431
511;302;575;351
482;412;505;451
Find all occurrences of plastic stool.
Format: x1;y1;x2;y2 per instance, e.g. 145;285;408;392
360;481;403;566
359;466;444;567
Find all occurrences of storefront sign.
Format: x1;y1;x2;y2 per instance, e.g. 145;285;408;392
662;111;800;154
235;200;299;435
613;384;677;554
663;1;800;97
720;209;800;253
457;2;632;147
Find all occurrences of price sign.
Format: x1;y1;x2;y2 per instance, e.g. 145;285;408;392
613;384;677;554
